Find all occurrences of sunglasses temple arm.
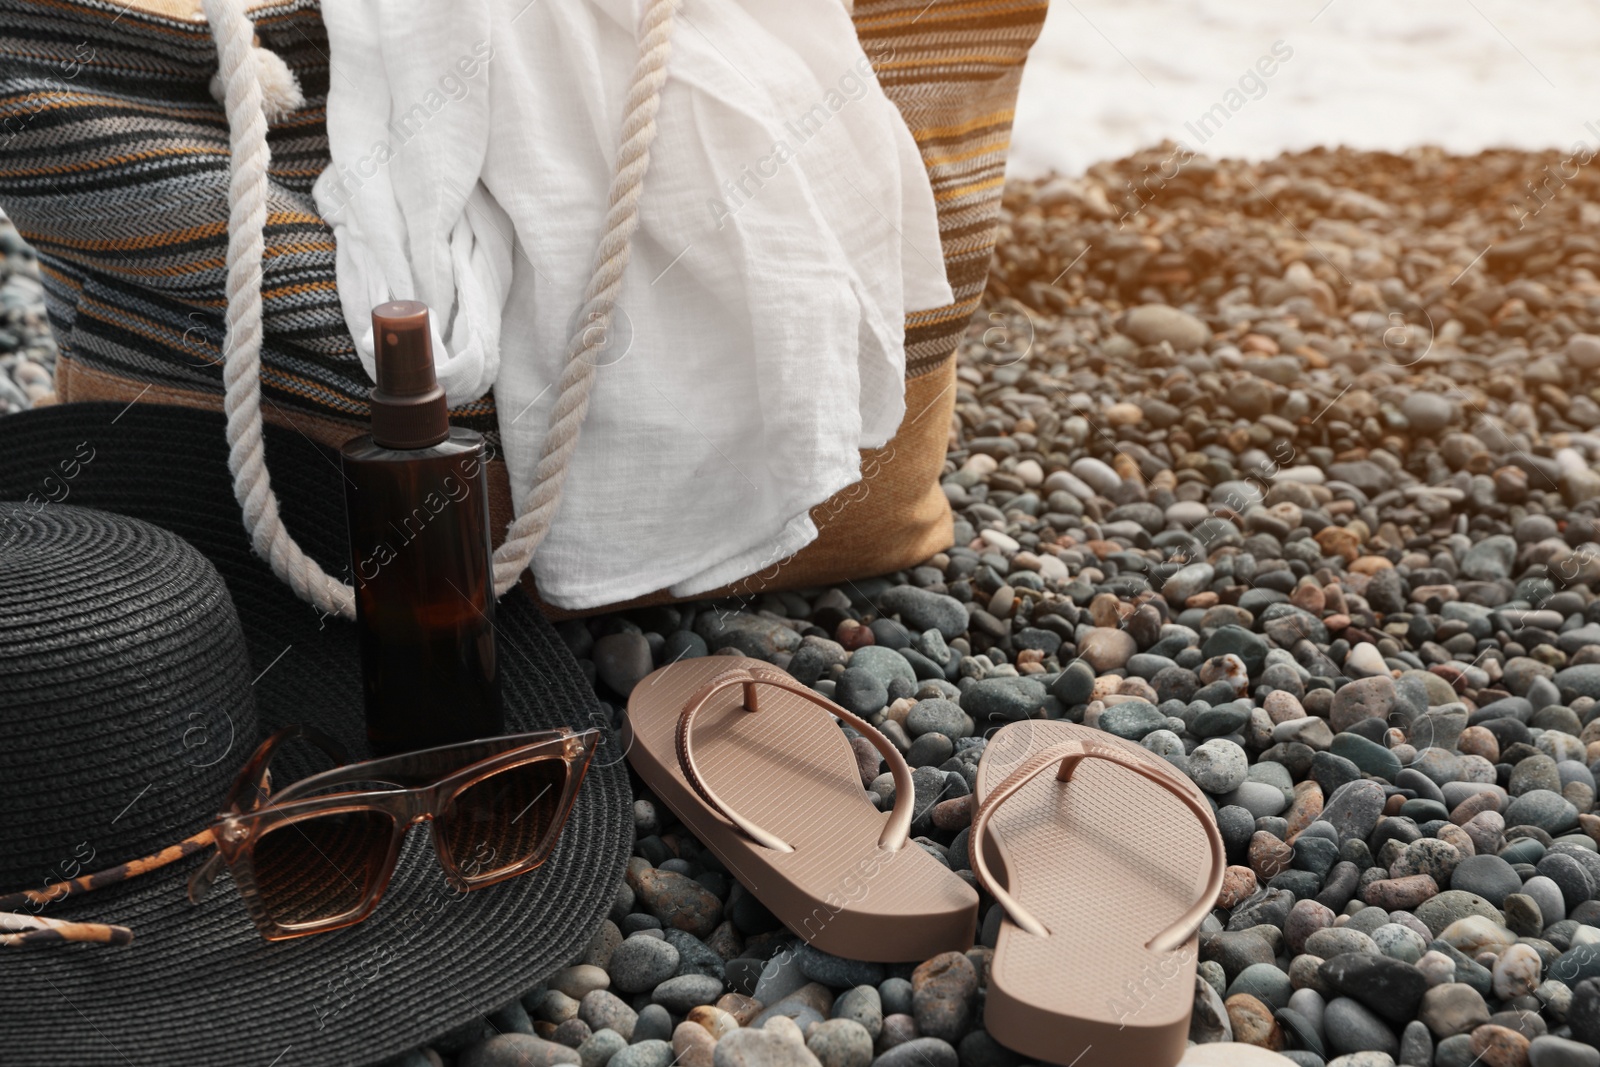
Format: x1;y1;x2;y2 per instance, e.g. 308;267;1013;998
301;724;352;767
222;724;353;816
0;827;216;912
0;910;133;947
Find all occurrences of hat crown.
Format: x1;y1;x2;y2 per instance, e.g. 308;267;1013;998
0;502;257;890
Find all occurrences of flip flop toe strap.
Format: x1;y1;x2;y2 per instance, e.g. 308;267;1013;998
972;739;1226;952
675;665;916;853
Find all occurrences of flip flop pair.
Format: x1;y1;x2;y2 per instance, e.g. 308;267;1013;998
625;659;1224;1067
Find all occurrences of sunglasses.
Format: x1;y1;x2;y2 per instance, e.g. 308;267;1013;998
0;725;599;945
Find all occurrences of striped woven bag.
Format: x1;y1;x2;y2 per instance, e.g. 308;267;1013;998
0;0;1047;614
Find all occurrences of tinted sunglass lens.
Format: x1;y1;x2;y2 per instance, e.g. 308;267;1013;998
251;810;394;928
440;757;568;880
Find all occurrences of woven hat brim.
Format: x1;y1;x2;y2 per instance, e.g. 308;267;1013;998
0;402;632;1067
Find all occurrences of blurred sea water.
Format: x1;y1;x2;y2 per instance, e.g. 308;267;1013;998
1008;0;1600;176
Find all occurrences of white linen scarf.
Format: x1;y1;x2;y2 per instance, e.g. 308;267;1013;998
314;0;951;609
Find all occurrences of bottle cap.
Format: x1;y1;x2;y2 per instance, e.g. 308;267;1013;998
370;301;449;449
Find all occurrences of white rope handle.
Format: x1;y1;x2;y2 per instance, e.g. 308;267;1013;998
202;0;680;618
204;0;352;619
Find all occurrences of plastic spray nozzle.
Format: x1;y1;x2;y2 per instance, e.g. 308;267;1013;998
370;301;449;449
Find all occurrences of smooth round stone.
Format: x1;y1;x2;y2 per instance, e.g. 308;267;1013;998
905;732;954;769
1273;1007;1324;1057
651;975;724;1013
1371;923;1427;964
871;1037;958;1067
1391;839;1461;886
1142;727;1187;760
1402;392;1456;434
466;1034;582;1067
1506;893;1547;938
554;966;613;1001
1319;781;1387;845
879;979;914;1018
610;1042;673;1067
1501;838;1548;866
1323;996;1400;1056
1195;703;1253;738
1528;1034;1600;1067
1286;899;1336;956
1433;1033;1477;1067
1190;738;1250;794
1401;771;1452;806
1329;733;1401;780
1492;943;1544;1001
1120;303;1211;350
1192;981;1232;1045
1166;500;1211;528
593;632;654;697
634;1006;674;1043
1164;562;1216;603
1222;781;1292;818
1414;892;1502;937
1078;627;1137;672
1288;986;1326;1029
1558;760;1597;791
1049;659;1096;706
1443;781;1508;810
1525;876;1568;925
1512;755;1565;797
1416;951;1456;987
1398;799;1449;823
961;676;1047;723
1539;853;1598;912
806;1019;874;1067
905;698;969;741
832;986;883;1040
1418;983;1490;1038
876;587;968;641
1351;910;1401;942
1224;993;1280;1047
1505;790;1579;836
1305;928;1379;960
1449;855;1523;907
1438;915;1518;956
1408;747;1461;785
1229;963;1294;1010
848;645;918;687
577;1029;628;1067
609;937;682;994
1398;1020;1434;1067
1100;700;1167;740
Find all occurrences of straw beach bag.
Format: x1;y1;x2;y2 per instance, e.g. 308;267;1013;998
0;0;1046;614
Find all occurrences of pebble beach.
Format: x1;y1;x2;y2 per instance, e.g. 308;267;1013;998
8;143;1600;1067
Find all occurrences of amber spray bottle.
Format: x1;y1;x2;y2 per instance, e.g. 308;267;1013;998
340;300;502;753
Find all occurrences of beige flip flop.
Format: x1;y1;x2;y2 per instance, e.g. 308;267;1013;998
623;656;978;962
973;720;1226;1067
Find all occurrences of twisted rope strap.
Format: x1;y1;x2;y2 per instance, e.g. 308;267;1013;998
204;0;351;618
201;0;680;619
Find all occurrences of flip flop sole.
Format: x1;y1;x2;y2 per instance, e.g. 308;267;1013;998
624;656;977;962
975;720;1217;1066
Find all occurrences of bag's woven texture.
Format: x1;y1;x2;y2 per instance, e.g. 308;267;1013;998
0;0;1047;602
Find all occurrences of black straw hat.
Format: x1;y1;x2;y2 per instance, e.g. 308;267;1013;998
0;402;631;1067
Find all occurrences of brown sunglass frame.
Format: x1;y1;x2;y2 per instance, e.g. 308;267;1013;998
195;725;600;941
